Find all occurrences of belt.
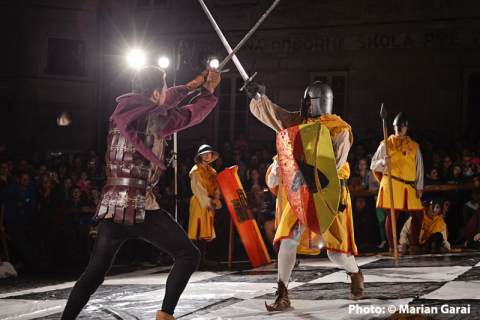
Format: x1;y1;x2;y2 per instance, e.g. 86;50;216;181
340;179;348;188
386;174;415;189
106;177;147;189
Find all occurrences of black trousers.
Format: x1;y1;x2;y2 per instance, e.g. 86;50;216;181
61;209;200;319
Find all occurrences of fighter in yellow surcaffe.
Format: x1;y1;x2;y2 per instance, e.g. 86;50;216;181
370;112;424;256
246;81;364;312
188;144;222;267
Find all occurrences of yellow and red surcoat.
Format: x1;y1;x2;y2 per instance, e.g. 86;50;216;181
188;164;219;241
272;115;358;255
375;135;423;211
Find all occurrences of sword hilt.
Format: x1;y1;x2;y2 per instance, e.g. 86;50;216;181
239;72;257;92
207;66;230;73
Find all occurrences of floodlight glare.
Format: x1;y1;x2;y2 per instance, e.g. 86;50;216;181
128;49;146;68
158;57;170;69
208;58;219;69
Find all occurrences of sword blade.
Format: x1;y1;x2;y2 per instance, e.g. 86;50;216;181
215;0;281;72
198;0;249;80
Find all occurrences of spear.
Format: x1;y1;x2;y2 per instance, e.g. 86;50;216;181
380;104;399;260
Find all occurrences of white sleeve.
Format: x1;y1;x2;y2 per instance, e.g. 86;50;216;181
415;149;424;190
267;160;279;189
371;143;387;172
399;217;412;245
441;227;451;250
331;130;351;171
191;171;211;209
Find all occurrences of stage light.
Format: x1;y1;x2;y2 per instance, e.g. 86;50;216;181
208;57;219;69
127;49;146;68
158;57;170;69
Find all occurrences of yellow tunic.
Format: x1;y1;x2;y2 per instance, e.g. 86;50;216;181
188;164;220;241
273;115;358;255
375;135;423;211
419;208;447;245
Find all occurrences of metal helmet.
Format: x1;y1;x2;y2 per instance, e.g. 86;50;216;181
429;196;444;212
393;111;409;128
301;81;333;118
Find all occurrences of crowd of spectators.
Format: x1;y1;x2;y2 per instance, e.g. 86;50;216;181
2;125;480;269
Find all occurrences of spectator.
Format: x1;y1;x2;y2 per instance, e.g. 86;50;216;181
431;153;441;169
348;174;364;192
70;171;78;185
0;160;14;192
438;156;452;182
353;158;369;190
34;164;48;188
441;199;452;220
0;172;38;266
463;189;480;228
243;168;266;219
86;186;101;207
422;166;442;203
71;156;84;176
232;148;247;183
445;162;467;241
76;171;91;200
234;133;249;153
14;159;28;177
212;156;225;174
36;173;61;210
464;208;480;250
55;164;68;183
245;154;259;181
52;177;73;207
462;154;474;178
400;197;450;254
471;157;480;174
352;196;381;249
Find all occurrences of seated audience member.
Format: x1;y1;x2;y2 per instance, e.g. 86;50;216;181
470;157;480;174
36;172;62;210
463;189;480;228
353;158;369;190
0;160;14;193
86;186;101;207
0;172;38;266
34;164;48;188
243;168;266;218
65;186;89;257
234;133;249;153
51;178;73;208
441;199;452;220
400;197;450;254
422;166;442;203
462;154;474;178
55;164;68;183
352;196;381;249
348;174;364;192
464;208;480;250
445;162;468;241
232;148;247;182
438;156;452;183
76;171;91;201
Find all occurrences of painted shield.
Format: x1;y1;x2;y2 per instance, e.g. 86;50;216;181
276;122;340;235
216;166;271;268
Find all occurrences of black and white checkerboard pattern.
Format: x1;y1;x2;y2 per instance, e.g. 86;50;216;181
1;252;480;319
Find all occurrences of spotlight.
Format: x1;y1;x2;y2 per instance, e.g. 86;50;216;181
158;57;170;69
127;49;146;68
208;57;219;69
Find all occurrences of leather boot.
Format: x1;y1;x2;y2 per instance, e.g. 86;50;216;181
156;310;175;320
348;267;364;300
265;280;291;311
409;245;423;255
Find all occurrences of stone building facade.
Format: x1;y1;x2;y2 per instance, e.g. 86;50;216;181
0;0;479;155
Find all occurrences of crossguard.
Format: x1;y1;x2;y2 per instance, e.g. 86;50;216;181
207;66;230;73
239;72;258;92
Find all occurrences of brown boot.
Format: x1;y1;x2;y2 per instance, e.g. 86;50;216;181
409;245;423;255
265;280;291;311
156;310;175;320
348;268;364;300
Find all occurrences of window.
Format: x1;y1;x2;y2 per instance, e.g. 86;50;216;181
214;75;249;145
463;69;480;129
309;72;348;119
